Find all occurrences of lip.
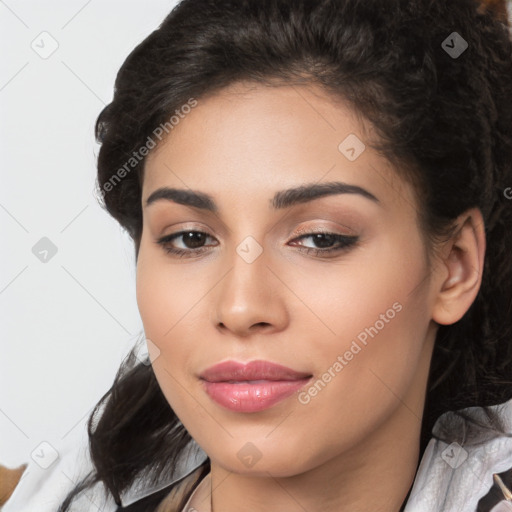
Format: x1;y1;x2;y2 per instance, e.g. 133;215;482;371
199;360;312;412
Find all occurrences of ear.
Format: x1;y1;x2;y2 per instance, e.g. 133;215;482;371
432;207;486;325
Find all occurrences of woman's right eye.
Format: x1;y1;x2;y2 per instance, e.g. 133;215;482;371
155;231;218;258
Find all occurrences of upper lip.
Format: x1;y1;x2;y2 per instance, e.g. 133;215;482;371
199;360;312;382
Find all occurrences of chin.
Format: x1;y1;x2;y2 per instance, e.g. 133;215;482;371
206;439;315;477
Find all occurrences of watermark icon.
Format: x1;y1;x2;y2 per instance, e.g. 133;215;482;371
31;31;59;59
98;98;198;198
136;338;161;366
338;133;366;161
31;441;59;469
504;187;512;200
441;442;468;469
32;237;58;263
237;442;263;468
236;236;264;264
441;32;468;59
298;301;403;405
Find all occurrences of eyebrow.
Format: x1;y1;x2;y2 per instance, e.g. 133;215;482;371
144;181;380;213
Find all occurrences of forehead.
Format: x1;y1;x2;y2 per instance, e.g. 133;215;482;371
142;81;416;211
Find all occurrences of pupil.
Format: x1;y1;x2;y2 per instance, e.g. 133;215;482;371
313;233;334;248
184;232;205;248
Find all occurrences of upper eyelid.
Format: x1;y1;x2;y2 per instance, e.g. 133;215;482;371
293;224;356;236
159;217;357;236
163;225;353;235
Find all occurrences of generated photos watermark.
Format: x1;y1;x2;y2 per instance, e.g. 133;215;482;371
98;98;198;198
298;301;403;405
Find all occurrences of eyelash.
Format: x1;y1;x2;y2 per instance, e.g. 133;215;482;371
155;229;359;259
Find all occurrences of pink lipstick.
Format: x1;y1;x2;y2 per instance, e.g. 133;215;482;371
199;360;312;412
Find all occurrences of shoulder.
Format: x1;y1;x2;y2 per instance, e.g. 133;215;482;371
404;397;512;511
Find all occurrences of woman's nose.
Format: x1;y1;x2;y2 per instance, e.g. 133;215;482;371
210;245;289;338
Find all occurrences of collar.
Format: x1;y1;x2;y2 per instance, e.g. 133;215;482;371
404;396;512;512
119;438;207;507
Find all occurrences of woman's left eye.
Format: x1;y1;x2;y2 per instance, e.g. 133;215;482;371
290;232;359;255
155;230;359;258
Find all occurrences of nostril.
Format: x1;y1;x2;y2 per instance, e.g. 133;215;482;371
252;322;271;329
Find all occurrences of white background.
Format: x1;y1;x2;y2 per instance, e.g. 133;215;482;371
0;0;180;467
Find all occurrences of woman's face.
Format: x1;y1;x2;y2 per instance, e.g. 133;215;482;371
136;81;439;476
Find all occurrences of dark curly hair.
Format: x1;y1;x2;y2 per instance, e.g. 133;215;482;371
58;0;512;510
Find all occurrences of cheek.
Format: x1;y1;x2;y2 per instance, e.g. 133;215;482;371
292;228;428;354
135;244;203;411
135;241;201;339
295;236;432;430
135;261;169;340
294;228;424;357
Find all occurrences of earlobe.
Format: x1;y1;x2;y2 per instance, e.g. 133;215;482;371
432;208;486;326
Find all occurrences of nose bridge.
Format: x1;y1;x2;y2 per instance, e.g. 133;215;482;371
212;231;287;334
224;233;271;308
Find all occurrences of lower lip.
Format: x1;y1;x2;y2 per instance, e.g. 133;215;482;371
201;378;311;412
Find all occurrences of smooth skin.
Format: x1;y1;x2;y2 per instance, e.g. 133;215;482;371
136;81;485;512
